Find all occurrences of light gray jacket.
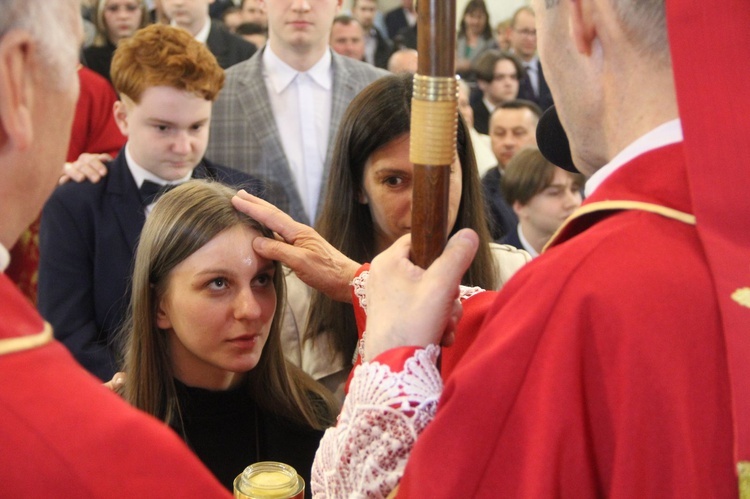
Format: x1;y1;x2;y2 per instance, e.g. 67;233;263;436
207;47;388;225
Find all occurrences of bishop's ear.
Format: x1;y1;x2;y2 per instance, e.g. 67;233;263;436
0;30;36;152
569;0;597;57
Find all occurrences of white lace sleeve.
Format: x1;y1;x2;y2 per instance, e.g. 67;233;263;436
311;345;442;498
351;270;484;316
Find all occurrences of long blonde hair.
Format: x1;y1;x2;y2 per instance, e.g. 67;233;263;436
119;180;337;431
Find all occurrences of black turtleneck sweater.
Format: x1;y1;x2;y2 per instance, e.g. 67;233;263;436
171;379;324;497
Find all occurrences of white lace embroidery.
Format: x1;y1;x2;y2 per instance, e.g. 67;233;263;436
312;345;442;498
351;271;485;317
351;270;369;311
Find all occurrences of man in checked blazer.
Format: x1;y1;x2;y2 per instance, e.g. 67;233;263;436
206;0;388;226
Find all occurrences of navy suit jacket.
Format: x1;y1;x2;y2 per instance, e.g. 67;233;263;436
499;225;524;251
517;59;554;111
472;98;491;135
385;7;409;40
38;149;265;380
481;166;519;241
206;19;257;70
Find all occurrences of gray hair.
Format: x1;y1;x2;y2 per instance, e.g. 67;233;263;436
542;0;668;64
0;0;81;89
611;0;669;64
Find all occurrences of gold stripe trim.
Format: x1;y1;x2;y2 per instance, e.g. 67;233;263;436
0;322;53;356
738;461;750;499
544;200;696;253
732;288;750;309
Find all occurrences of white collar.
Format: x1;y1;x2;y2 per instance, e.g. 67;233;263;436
171;16;211;44
585;119;683;197
0;243;9;272
125;145;193;189
262;45;333;94
517;225;539;258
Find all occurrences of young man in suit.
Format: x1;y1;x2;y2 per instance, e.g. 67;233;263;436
162;0;257;69
351;0;393;69
509;6;554;111
205;0;387;226
384;0;415;41
500;148;583;257
38;24;261;381
0;1;231;496
471;49;523;135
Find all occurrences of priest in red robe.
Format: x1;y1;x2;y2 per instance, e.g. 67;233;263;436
310;0;750;496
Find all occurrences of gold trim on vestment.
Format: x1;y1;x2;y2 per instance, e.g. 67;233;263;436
0;322;53;356
731;288;750;309
738;461;750;499
543;200;696;253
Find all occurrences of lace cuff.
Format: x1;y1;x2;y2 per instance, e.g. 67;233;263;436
312;345;442;498
352;270;484;317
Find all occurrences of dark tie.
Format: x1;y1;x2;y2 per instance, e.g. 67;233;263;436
139;180;179;206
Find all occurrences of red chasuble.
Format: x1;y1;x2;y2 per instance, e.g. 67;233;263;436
396;143;737;497
0;274;230;498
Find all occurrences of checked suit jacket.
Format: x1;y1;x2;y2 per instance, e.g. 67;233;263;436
206;47;388;226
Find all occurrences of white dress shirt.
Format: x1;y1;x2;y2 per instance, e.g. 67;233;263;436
585;119;683;197
171;16;211;44
263;45;333;222
363;28;378;66
517;225;539;258
0;243;9;272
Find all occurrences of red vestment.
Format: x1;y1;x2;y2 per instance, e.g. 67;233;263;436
0;273;230;497
396;143;737;497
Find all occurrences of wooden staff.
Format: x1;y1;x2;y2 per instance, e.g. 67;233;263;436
409;0;458;268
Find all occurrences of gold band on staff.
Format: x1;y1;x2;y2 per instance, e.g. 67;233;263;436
410;75;458;166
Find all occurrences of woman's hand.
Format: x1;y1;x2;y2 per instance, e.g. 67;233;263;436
232;190;361;303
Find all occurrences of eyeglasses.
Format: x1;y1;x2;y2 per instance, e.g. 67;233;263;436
514;28;537;37
493;73;518;82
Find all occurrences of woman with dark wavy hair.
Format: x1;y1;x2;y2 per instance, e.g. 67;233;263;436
276;74;529;400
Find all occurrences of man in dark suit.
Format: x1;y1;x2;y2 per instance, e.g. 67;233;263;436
163;0;257;69
471;50;523;134
508;6;554;111
384;0;415;41
481;100;541;240
499;148;583;256
38;25;263;381
351;0;393;69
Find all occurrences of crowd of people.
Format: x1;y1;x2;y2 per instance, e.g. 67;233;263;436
2;0;748;497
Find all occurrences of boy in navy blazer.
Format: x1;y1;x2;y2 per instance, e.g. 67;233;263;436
38;24;266;381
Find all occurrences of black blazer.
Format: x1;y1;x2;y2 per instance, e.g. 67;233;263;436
472;98;491;135
481;166;519;241
517;59;554;111
385;7;409;40
38;149;265;381
206;19;257;69
371;27;394;69
499;225;524;251
82;40;116;85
